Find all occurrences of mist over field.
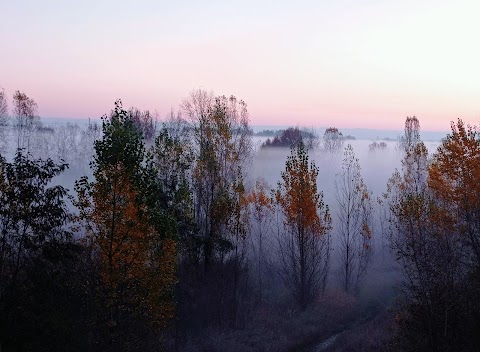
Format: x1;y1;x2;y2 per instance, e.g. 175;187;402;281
0;95;477;352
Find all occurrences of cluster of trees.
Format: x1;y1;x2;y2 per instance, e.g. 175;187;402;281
260;126;347;153
0;101;176;351
384;116;480;350
369;141;388;151
3;86;479;350
0;88;379;350
261;127;319;149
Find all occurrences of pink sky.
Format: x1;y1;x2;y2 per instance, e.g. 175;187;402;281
1;0;479;131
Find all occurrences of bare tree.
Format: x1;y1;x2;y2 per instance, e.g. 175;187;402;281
54;123;80;164
396;116;421;155
128;107;159;141
13;90;39;151
0;89;8;154
302;127;320;150
247;178;274;303
163;108;190;143
323;127;344;153
77;119;101;170
335;144;373;293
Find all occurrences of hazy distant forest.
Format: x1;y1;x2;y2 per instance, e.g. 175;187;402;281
1;88;480;352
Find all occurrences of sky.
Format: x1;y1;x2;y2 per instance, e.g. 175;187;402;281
1;0;479;131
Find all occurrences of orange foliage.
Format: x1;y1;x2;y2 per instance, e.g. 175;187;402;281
428;119;480;261
429;119;480;215
247;179;273;223
275;146;331;236
78;164;176;328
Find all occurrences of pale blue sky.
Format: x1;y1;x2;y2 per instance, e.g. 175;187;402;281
1;0;479;130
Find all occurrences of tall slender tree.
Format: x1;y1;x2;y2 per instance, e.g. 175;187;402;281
275;142;332;309
335;144;373;293
0;89;8;153
12;90;39;151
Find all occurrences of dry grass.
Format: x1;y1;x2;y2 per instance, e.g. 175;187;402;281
171;289;363;352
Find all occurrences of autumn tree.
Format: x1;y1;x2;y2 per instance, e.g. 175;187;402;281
178;89;252;328
323;127;344;153
386;117;468;350
429;119;480;265
12;90;40;151
275;142;332;310
423;119;480;350
182;89;252;269
74;101;176;349
335;145;373;293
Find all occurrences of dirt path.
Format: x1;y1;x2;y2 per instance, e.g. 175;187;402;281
300;301;387;352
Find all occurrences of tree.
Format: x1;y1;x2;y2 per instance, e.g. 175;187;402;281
247;179;274;303
0;150;71;350
78;119;101;170
128;107;158;141
429;119;480;265
335;145;373;293
274;142;332;310
396;116;421;155
53;123;81;164
386;117;468;350
150;124;195;260
368;141;387;151
0;89;8;153
182;90;252;269
74;101;176;349
177;90;253;329
12;90;39;151
323;127;344;153
261;127;319;149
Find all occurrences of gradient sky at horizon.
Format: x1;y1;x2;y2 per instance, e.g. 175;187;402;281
1;0;479;131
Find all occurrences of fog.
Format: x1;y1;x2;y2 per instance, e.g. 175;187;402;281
251;137;442;313
1;120;450;351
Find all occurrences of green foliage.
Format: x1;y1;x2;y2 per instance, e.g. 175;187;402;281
74;100;178;350
151;126;195;252
0;149;75;350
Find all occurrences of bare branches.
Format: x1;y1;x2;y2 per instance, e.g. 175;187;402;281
323;127;344;153
335;144;373;293
13;90;39;151
0;89;8;153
